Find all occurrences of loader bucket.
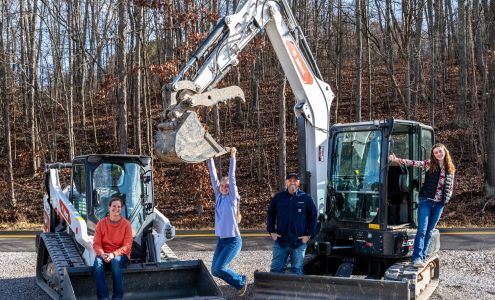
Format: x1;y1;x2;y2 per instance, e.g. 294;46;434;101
253;271;410;300
62;260;223;299
155;110;227;163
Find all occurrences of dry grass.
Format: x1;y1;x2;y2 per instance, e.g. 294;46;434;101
0;222;43;231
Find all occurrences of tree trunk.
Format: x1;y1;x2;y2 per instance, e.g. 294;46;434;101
117;0;128;154
363;0;372;120
354;0;362;122
27;0;40;173
472;0;488;112
234;66;243;123
278;77;287;190
457;0;468;127
133;4;143;154
335;0;343;123
427;0;436;127
486;61;495;195
484;6;495;196
412;0;425;119
384;0;395;111
88;0;98;146
0;12;15;208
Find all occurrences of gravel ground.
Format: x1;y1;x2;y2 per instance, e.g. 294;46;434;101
1;250;494;299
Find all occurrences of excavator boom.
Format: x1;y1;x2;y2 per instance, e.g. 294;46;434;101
155;0;333;215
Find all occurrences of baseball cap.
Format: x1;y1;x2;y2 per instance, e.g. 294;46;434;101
286;172;299;180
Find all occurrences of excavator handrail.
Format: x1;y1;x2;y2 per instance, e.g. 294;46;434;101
45;162;72;170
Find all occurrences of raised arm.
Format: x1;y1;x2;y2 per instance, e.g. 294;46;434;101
389;153;430;170
228;147;239;199
207;158;220;197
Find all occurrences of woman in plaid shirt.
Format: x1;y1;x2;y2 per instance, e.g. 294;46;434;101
389;143;455;267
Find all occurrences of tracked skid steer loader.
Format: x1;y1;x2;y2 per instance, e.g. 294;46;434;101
36;154;222;299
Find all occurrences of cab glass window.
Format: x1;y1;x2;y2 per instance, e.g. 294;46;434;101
71;164;87;219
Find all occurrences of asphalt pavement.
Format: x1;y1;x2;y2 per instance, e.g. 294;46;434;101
0;228;494;252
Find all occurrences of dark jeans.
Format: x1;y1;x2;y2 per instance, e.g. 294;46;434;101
270;241;307;275
412;197;444;262
93;255;129;300
211;236;245;289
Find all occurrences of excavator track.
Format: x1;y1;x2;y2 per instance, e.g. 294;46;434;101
385;254;440;300
36;232;86;300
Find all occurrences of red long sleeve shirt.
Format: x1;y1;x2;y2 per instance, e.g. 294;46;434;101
93;217;133;260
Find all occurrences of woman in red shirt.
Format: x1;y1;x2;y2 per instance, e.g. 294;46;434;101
93;197;133;300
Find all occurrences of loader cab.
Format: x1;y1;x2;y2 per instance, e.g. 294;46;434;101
327;119;434;231
69;154;153;235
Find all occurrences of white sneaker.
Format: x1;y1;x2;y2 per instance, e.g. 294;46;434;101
411;259;425;268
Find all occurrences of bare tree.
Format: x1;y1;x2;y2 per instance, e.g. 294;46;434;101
278;77;287;190
457;0;468;127
354;0;362;122
131;3;143;154
0;2;15;207
411;0;425;119
22;0;41;173
334;0;343;123
426;0;436;126
117;0;128;154
363;0;372;120
485;3;495;196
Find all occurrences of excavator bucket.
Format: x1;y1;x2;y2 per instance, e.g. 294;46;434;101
253;272;410;300
155;110;227;163
253;254;440;300
61;260;222;299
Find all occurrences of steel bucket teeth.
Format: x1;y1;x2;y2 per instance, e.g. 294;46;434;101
155;110;227;163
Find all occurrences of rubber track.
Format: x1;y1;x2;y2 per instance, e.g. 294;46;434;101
384;256;439;300
41;232;86;297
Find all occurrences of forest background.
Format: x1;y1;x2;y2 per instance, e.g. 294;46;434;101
0;0;494;228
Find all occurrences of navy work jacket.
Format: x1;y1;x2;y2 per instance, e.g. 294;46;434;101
267;189;318;248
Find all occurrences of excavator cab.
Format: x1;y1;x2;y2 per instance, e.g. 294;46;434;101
326;119;435;232
36;154;221;299
254;119;440;299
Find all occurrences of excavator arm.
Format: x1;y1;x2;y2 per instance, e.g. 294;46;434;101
155;0;334;214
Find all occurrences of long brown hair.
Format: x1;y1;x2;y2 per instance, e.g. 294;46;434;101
429;143;456;174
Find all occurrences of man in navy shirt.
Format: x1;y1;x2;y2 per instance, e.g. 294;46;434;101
267;172;318;275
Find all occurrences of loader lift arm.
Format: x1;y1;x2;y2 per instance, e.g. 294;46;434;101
155;0;334;215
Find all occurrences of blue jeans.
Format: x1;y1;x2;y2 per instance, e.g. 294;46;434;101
412;197;444;262
270;241;307;275
93;255;129;300
211;236;245;290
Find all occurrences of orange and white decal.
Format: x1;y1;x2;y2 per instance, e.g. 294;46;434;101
59;199;71;224
286;40;313;85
